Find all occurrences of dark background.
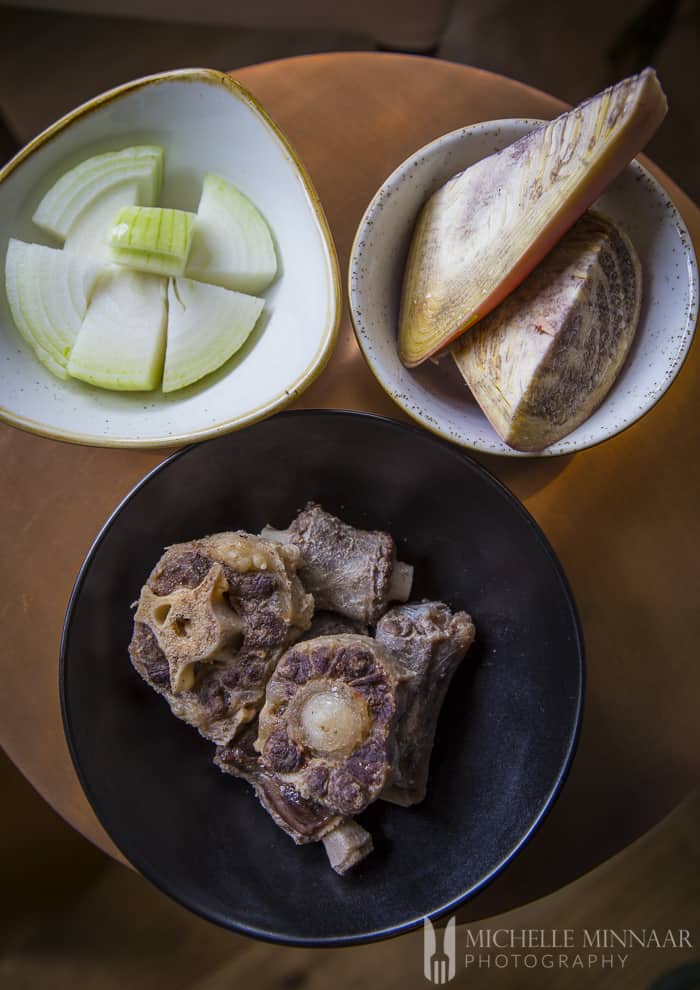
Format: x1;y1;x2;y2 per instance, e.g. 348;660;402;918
1;0;699;201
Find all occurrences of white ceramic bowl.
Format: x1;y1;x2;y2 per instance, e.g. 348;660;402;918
349;120;698;457
0;69;340;448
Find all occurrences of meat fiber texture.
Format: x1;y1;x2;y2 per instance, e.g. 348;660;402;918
129;532;313;745
128;507;476;873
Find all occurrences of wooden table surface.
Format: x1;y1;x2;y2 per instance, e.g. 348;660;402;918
2;52;699;920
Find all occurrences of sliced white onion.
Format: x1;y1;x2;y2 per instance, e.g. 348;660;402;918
67;268;167;390
186;173;277;294
162;276;264;392
64;181;140;261
33;146;164;241
5;238;100;378
110;206;195;277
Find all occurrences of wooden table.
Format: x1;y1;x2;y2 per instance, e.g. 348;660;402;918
2;52;698;920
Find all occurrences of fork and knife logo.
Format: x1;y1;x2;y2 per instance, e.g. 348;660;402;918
424;916;457;984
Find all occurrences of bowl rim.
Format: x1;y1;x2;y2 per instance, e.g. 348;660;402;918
59;407;585;946
0;68;341;449
348;117;699;458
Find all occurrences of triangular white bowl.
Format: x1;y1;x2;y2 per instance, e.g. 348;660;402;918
0;68;340;447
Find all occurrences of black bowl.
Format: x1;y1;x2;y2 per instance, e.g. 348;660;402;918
60;410;583;945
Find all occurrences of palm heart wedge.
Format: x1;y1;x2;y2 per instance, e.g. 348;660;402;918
398;69;667;367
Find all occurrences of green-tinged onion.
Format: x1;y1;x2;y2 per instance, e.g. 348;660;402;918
186;174;277;294
162;276;264;392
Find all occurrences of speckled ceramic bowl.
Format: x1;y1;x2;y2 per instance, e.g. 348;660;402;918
0;69;340;448
349;120;698;457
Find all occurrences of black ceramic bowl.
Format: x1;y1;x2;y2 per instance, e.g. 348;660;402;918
61;410;583;945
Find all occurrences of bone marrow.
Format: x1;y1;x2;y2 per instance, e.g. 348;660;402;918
256;635;398;815
129;506;475;874
128;531;313;745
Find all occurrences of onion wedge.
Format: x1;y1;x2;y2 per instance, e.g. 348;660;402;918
186;174;277;294
5;239;100;378
64;181;140;261
162;278;264;392
110;206;196;276
67;269;167;391
399;68;667;367
32;146;163;242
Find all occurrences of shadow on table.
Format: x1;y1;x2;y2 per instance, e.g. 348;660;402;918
474;451;575;500
0;749;108;942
